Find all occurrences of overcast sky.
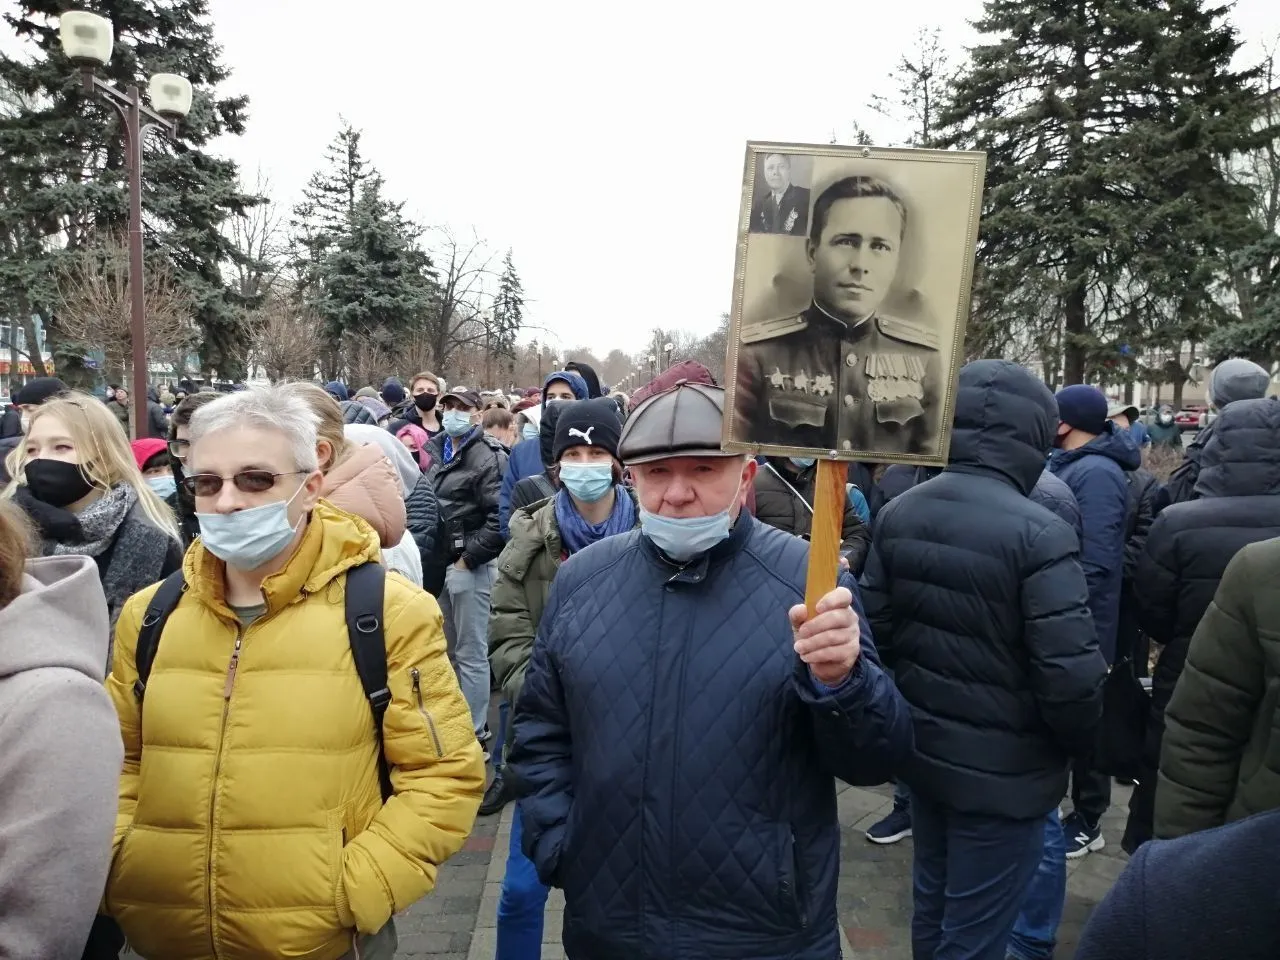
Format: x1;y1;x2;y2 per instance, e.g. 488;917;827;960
9;1;1280;355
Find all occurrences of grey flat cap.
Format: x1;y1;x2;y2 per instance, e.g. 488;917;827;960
619;380;735;464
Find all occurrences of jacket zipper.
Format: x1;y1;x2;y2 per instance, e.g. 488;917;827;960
410;668;444;757
792;828;809;929
206;623;244;959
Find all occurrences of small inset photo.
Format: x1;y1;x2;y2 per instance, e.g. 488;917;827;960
747;151;814;236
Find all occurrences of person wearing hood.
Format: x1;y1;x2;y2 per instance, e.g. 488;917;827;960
344;424;436;587
498;370;588;538
486;398;640;951
324;380;350;403
1047;384;1141;859
506;380;910;960
144;386;169;440
1163;357;1271;507
754;455;871;575
381;377;407;411
564;360;603;398
1146;403;1183;450
861;360;1104;960
0;502;124;960
286;384;413;583
1121;397;1280;852
507;400;571;528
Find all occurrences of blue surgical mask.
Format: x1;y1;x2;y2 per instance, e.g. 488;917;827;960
442;411;474;437
639;478;744;562
521;423;539;442
147;474;177;499
789;457;816;469
559;463;614;503
196;481;307;570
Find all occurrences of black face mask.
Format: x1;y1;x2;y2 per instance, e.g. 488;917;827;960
24;458;95;508
413;393;438;412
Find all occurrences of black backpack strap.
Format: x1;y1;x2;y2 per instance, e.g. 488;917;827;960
532;473;556;500
345;562;392;802
133;570;187;702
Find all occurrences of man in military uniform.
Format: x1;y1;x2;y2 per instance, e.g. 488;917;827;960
735;174;941;456
749;153;811;236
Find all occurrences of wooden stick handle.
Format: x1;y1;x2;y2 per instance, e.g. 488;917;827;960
805;459;846;616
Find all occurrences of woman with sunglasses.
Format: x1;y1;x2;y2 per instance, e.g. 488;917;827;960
2;393;182;636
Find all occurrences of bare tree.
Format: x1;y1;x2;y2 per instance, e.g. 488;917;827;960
224;168;289;303
423;227;501;369
246;300;322;382
343;333;394;392
868;27;955;147
53;231;195;384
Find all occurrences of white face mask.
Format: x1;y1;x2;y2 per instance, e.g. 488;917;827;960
19;414;30;433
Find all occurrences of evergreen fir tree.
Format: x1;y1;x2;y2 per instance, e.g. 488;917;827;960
290;119;372;301
940;0;1267;383
315;176;435;348
492;249;524;362
0;0;262;381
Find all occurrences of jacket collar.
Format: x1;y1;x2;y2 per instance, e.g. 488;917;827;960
640;509;755;586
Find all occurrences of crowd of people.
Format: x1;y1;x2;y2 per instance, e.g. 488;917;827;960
0;352;1277;960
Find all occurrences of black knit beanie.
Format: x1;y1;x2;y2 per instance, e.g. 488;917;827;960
553;398;623;461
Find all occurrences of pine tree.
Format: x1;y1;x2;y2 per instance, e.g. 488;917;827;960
869;27;954;147
492;249;524;362
290;119;372;301
0;0;262;382
315;176;435;351
940;0;1267;384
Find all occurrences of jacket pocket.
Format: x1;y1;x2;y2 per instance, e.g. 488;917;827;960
776;824;808;929
410;667;445;758
104;824;136;917
329;808;349;926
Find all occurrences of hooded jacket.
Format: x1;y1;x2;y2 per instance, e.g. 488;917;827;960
500;393;574;539
104;502;485;959
508;401;570;526
1163;358;1272;507
428;428;508;568
861;359;1106;819
144;387;168;440
342;425;428;586
320;442;408;549
1123;397;1280;850
754;458;871;574
1049;420;1142;663
0;555;123;960
564;361;602;398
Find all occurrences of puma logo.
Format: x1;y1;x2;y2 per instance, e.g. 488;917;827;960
568;426;595;444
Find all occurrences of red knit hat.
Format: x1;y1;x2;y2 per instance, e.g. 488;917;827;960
130;438;168;472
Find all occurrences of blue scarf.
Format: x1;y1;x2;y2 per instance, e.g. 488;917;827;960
443;427;476;463
554;485;636;555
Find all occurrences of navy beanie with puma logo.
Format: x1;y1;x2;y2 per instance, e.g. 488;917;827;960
553;397;624;462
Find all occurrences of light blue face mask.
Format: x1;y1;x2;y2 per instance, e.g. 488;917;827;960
146;474;177;499
521;423;539;442
789;457;816;469
559;462;614;503
196;481;306;570
441;410;474;437
639;478;744;562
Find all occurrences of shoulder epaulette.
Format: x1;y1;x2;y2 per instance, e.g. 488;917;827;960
877;313;939;350
741;313;808;345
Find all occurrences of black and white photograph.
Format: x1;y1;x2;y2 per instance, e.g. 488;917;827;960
748;151;813;236
726;142;986;465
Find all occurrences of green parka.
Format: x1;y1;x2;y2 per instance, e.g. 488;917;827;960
1157;536;1280;838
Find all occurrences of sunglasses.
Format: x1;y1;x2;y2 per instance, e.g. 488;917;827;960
167;438;190;460
181;470;306;497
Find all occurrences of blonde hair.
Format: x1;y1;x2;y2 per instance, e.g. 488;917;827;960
0;500;32;609
279;381;351;474
3;393;180;541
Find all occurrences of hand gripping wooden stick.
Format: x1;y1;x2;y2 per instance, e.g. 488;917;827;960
805;459;847;617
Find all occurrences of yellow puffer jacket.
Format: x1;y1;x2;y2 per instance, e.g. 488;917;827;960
104;501;485;960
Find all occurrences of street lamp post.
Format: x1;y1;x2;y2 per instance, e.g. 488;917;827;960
663;341;673;371
60;11;192;438
648;354;657;378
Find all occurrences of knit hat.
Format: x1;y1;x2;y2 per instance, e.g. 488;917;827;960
381;377;407;407
354;386;380;400
14;376;68;407
1209;358;1270;409
553;398;623;462
323;380;349;403
130;438;168;472
1055;384;1108;436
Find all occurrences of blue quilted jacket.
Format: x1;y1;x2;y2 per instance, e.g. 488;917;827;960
507;513;912;960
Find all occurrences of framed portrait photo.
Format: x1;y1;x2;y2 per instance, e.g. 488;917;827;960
724;142;987;466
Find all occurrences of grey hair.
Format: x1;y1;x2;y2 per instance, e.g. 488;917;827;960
189;384;321;472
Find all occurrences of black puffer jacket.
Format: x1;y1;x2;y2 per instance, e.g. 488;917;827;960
427;428;509;568
1124;397;1280;851
860;359;1106;819
404;474;444;595
754;458;871;574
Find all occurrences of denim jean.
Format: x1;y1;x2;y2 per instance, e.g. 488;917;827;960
908;789;1044;960
893;779;911;810
439;559;496;734
497;802;550;959
336;920;398;959
1007;809;1066;960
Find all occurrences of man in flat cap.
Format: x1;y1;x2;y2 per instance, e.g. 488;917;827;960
736;174;942;456
506;380;912;960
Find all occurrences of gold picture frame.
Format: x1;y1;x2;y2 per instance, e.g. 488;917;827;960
723;141;987;466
